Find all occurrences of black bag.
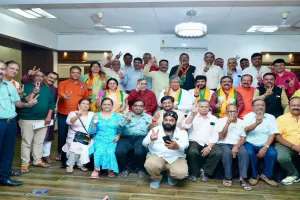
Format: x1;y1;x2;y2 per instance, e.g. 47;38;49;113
71;113;91;145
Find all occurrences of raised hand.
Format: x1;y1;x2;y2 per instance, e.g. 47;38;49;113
255;111;263;125
114;51;122;60
194;87;200;97
64;90;72;100
17;84;24;97
77;107;84;117
235;55;240;60
191;102;198;116
152;111;161;122
164;87;170;96
216;100;222;109
118;71;124;78
107;53;113;61
227;69;233;76
135;83;142;92
28;66;40;77
93;114;99;124
126;112;132;121
268;65;275;71
265;86;274;96
226;117;233;125
203;64;211;72
257;72;263;82
289;77;295;88
27;94;39;107
150;129;159;141
33;82;41;94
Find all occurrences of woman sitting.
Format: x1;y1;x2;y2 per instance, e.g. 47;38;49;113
94;78;128;113
62;98;94;173
89;98;121;178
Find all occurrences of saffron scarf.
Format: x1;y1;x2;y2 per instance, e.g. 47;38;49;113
169;89;182;106
196;87;210;102
82;73;108;102
92;89;124;112
216;88;237;118
176;65;190;87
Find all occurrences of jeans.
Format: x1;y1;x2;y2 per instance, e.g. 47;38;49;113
0;120;17;181
115;136;147;172
219;144;249;179
245;142;277;179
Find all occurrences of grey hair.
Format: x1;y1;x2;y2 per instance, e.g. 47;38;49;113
137;77;148;83
197;99;209;104
169;75;181;83
227;58;237;63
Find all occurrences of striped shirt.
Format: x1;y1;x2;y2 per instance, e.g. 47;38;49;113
0;79;20;119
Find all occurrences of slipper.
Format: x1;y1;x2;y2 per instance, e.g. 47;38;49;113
240;179;252;191
33;162;50;168
90;170;100;179
21;166;30;174
223;179;232;187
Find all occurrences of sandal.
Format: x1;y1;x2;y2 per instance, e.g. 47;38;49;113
21;165;30;174
90;170;100;179
79;166;88;172
34;162;50;168
107;170;116;178
240;179;252;191
223;179;232;187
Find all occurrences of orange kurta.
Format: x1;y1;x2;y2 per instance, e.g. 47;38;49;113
235;86;255;119
57;79;89;115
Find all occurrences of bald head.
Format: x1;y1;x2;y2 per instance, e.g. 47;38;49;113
112;59;121;72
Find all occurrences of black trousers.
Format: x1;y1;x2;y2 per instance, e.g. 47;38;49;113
115;136;147;172
57;113;68;165
0;120;17;181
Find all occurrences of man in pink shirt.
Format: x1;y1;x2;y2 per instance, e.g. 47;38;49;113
273;59;299;98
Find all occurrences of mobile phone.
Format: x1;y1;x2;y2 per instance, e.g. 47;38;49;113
285;80;290;83
162;135;172;143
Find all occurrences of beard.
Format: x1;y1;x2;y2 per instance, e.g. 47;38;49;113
162;123;176;131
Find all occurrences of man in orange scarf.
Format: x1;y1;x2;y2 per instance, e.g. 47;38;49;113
209;76;244;118
189;75;214;104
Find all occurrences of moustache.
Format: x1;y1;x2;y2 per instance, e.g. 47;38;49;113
292;109;300;111
224;84;230;86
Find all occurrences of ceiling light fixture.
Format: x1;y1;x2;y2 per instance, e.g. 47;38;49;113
31;8;56;18
24;10;43;18
175;10;207;37
247;25;278;33
8;9;37;19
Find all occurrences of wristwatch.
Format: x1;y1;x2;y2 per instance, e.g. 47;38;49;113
265;145;270;148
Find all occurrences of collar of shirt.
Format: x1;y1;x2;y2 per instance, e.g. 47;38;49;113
195;112;212;119
0;79;8;85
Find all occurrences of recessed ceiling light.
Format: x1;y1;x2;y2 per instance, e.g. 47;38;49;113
8;9;36;19
117;26;132;29
31;8;56;18
24;10;43;18
105;28;134;33
247;25;278;33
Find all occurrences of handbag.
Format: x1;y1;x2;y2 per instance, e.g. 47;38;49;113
70;113;91;145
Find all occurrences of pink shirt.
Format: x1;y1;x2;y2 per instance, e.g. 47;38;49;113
275;71;299;97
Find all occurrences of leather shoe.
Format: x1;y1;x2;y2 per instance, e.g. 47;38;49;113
11;170;23;176
0;179;23;186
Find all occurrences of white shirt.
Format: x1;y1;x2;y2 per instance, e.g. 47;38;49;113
194;65;224;89
102;68;126;92
158;88;193;115
217;117;246;145
242;66;271;87
142;126;189;164
188;88;214;103
182;113;219;146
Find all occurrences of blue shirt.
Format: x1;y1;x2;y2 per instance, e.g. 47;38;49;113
223;67;242;87
120;69;144;91
243;112;279;146
121;65;134;74
0;79;20;119
118;112;152;136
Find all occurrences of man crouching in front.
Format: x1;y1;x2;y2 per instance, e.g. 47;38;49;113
143;111;189;189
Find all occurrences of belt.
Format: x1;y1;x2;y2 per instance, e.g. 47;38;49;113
0;117;16;123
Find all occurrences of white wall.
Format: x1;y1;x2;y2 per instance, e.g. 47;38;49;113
58;34;300;68
0;12;57;49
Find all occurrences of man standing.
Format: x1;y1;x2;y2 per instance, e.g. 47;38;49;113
194;52;224;91
182;100;221;182
243;99;278;187
120;57;144;94
4;60;21;89
116;100;152;178
18;70;55;172
143;57;169;99
141;53;159;90
121;53;133;73
240;58;250;70
210;76;244;118
103;59;125;92
242;53;271;87
0;61;37;186
57;66;89;165
235;75;256;119
224;58;242;88
127;78;157;115
143;111;189;189
276;97;300;185
169;53;196;90
158;75;193;115
21;71;59;164
189;75;214;103
214;58;224;69
254;73;288;118
217;104;251;190
149;96;185;129
272;58;299;98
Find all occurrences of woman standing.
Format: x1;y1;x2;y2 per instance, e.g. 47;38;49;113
62;98;94;173
94;78;128;113
81;62;110;112
89;98;121;178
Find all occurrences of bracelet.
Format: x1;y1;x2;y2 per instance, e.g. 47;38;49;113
207;147;212;151
152;120;157;123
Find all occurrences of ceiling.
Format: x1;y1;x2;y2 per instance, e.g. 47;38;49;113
1;0;300;35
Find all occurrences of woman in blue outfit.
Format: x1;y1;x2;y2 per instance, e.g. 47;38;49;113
89;98;121;178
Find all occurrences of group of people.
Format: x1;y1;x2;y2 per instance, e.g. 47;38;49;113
0;51;299;191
